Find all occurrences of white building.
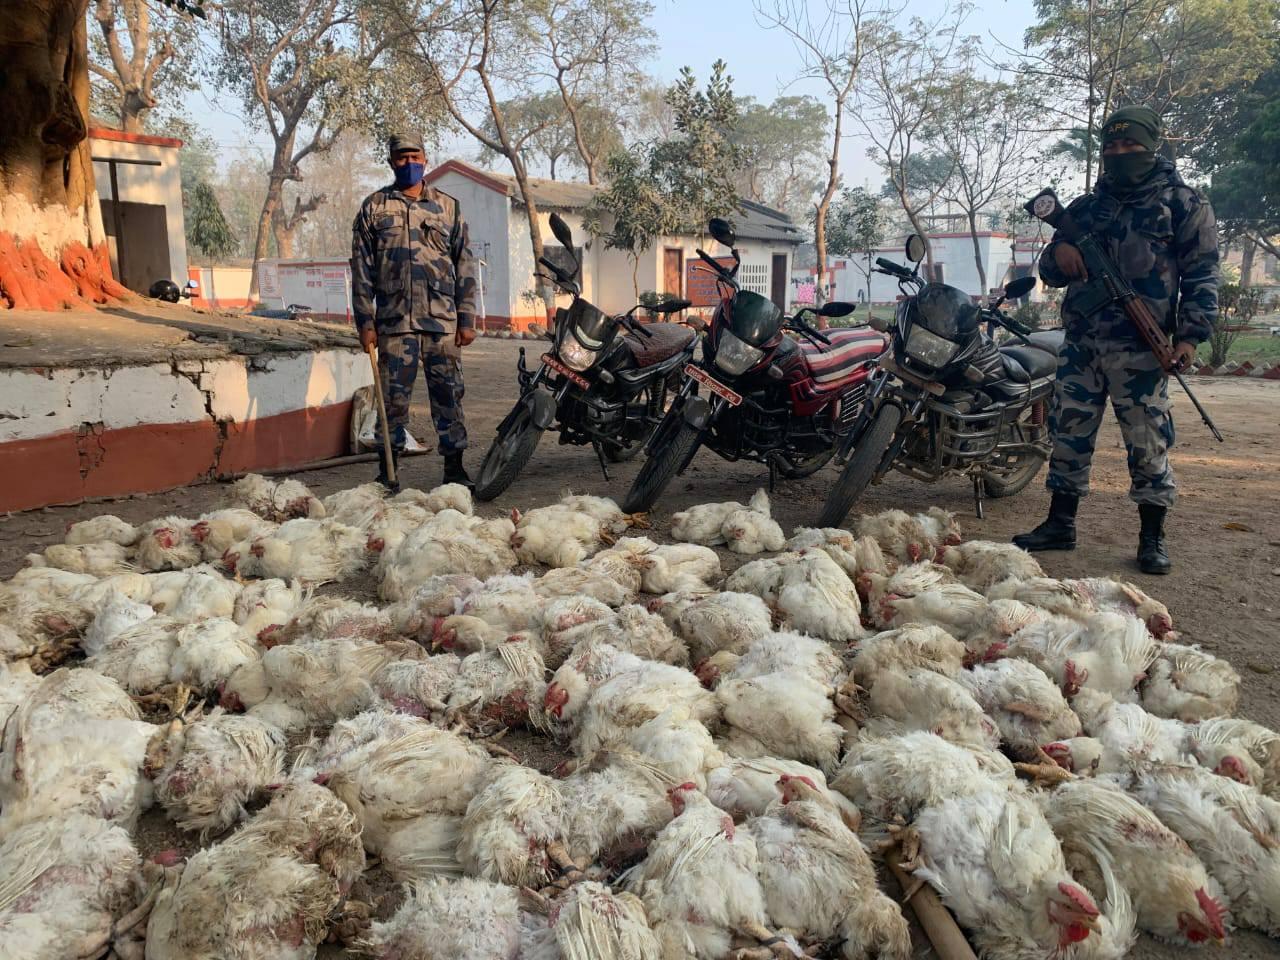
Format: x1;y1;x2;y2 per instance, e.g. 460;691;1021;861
425;160;804;330
89;126;188;294
795;232;1046;306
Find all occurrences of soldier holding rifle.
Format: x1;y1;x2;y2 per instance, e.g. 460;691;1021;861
1014;106;1220;574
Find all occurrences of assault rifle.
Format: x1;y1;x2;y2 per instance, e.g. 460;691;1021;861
1024;188;1224;442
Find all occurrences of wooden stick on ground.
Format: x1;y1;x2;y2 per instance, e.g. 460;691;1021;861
366;341;396;487
884;843;978;960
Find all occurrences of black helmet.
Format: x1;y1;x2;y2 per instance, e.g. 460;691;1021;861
149;279;181;303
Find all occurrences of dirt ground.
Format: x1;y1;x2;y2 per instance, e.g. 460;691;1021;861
4;337;1279;958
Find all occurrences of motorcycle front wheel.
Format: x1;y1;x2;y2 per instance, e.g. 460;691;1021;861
622;419;701;514
474;404;544;501
817;403;904;528
980;413;1048;498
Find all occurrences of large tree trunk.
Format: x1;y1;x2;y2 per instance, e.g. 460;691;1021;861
812;95;847;320
248;172;288;300
508;159;550;311
0;0;128;309
968;209;987;299
1239;238;1256;288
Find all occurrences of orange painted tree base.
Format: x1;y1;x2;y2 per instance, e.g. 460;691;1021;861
0;233;130;309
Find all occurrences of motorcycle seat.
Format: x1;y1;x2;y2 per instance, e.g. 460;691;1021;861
623;322;696;367
798;328;886;385
999;338;1060;380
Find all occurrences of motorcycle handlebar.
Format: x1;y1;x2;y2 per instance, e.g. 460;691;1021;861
875;257;911;278
695;248;733;281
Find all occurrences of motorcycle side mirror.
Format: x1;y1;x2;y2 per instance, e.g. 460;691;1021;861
549;212;574;251
708;217;737;248
818;300;856;318
905;234;927;263
1004;275;1036;300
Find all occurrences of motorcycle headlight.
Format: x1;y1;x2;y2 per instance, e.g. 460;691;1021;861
715;330;765;376
559;331;599;371
905;325;957;368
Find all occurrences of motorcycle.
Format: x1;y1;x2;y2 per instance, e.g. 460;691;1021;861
474;212;697;501
621;217;886;514
817;234;1063;527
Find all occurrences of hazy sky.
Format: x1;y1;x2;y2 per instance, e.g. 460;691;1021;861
194;0;1040;191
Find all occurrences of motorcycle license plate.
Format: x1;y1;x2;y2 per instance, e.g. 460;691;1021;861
542;354;590;390
685;364;742;406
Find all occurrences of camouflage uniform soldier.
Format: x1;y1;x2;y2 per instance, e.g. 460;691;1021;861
351;133;480;490
1014;106;1219;574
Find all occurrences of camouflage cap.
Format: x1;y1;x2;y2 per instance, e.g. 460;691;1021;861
1101;105;1163;152
387;132;424;155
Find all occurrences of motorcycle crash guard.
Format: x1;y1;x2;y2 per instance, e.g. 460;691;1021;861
682;396;713;430
526;386;558;430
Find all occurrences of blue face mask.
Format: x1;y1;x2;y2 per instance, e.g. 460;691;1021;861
394;161;425;189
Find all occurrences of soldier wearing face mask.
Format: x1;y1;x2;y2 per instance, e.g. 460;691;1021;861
351;133;480;491
1013;105;1220;575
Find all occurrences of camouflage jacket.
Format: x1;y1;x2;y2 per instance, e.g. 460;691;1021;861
351;185;479;336
1039;158;1219;346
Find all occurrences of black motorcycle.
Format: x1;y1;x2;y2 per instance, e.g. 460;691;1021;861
817;234;1063;527
621;217;885;514
474;212;696;501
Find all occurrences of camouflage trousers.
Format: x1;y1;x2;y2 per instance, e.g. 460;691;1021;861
376;332;467;454
1046;333;1176;507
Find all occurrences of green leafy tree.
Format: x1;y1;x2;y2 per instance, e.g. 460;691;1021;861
821;186;887;314
734;94;829;222
186;181;237;259
589;61;743;297
1209;282;1267;365
1016;0;1279;188
89;0;200;133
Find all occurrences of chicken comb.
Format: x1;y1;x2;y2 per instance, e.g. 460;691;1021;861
1057;881;1100;916
1196;888;1227;938
666;780;698;796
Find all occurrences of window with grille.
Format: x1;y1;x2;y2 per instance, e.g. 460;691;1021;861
739;263;769;296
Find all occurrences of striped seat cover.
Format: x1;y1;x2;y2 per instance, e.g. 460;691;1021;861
798;328;885;385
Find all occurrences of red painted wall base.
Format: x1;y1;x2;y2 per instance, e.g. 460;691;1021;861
0;401;353;513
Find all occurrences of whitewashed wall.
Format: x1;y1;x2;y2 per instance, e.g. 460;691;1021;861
90;135;188;284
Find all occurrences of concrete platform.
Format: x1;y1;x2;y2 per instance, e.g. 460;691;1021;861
0;301;371;511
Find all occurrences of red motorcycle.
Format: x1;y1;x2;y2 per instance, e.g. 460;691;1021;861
622;217;885;512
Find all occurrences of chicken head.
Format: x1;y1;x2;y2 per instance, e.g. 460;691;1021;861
1046;880;1102;947
544;681;570;719
1178;888;1228;944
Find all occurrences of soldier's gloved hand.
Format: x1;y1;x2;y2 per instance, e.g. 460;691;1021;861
456;328;477;348
1054;243;1088;280
359;326;377;352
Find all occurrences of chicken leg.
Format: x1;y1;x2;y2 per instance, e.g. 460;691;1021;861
739;920;802;959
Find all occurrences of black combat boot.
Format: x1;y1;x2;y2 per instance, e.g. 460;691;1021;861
442;450;474;489
1012;492;1078;552
1137;504;1171;575
375;445;401;493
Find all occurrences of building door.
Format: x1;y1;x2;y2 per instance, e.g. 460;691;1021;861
101;199;172;293
770;253;788;310
663;248;684;297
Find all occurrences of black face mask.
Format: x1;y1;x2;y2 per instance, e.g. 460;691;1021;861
1102;151;1157;190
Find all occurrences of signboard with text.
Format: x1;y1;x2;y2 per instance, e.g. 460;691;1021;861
685;257;737;308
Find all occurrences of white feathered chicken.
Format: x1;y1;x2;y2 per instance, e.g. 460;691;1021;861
627;782;787;959
961;657;1082;762
358;876;522;960
717;670;844;773
0;813;145;960
1039;777;1228;946
446;634;549;731
64;514;140;547
862;668;1001;752
132;516;203;571
1141;642;1241;722
747;774;912;960
224;517;367;583
512;494;636;567
653;590;772;668
379;511;516;600
671;489;770;546
988;576;1174;639
1006;611;1159;701
227;473;326;521
153;709;287;837
1130;763;1280;937
785;527;891;592
522;880;662;960
855;507;961;564
190;507;278;563
725;549;866;642
145;782;364;960
720;493;786;555
456;761;566;887
939;539;1044;592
